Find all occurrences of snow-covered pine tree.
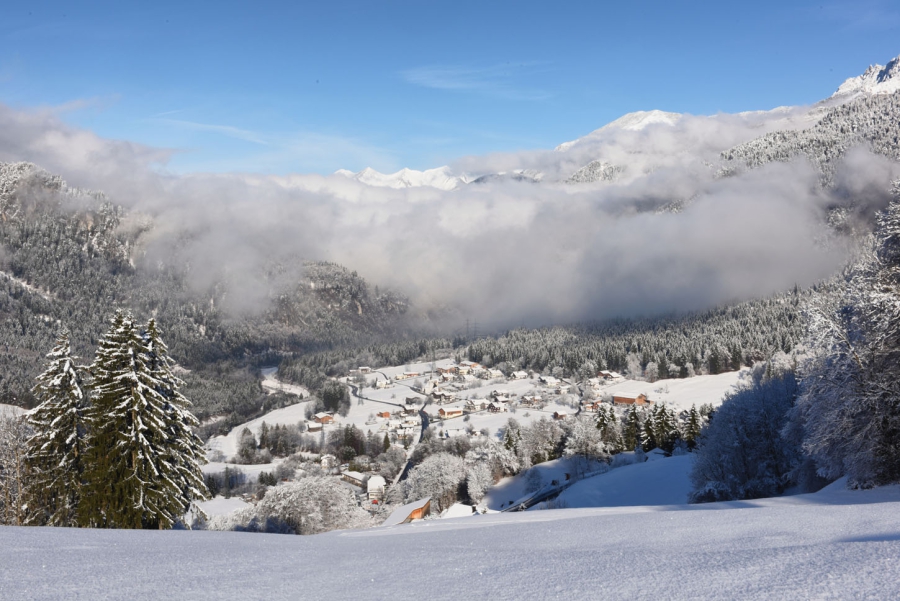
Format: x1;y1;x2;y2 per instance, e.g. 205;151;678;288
143;318;209;523
794;182;900;487
79;311;208;529
25;331;86;526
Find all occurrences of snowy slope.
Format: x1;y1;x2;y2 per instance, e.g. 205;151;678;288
833;54;900;97
2;484;900;599
555;454;694;508
555;109;683;151
601;369;747;411
0;403;25;416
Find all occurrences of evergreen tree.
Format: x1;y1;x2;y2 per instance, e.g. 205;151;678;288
623;405;642;452
25;332;86;526
79;311;208;529
684;405;703;450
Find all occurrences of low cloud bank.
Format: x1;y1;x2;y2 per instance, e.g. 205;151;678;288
2;103;896;330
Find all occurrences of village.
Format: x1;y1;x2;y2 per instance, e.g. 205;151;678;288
202;355;745;525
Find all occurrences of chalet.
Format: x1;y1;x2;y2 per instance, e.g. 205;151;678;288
465;399;489;413
320;454;337;469
341;471;366;487
488;369;505;379
488;401;508;413
582;401;600;413
511;370;529;380
461;374;478;384
382;497;431;526
436;366;458;375
394;372;420;381
539;375;560;387
520;394;542;407
376;411;392;419
307;423;323;433
438;407;464;419
367;475;386;502
375;379;392;389
314;412;335;424
612;394;652;406
599;370;624;381
358;366;372;374
432;390;457;404
552;411;568;420
402;404;419;416
556;384;572;395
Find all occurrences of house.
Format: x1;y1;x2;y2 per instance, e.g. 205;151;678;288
556;384;571;395
488;369;505;379
520;394;542;407
358;366;372;374
599;370;624;381
307;423;323;433
438;407;464;419
582;401;600;412
375;379;392;389
488;401;508;413
612;394;652;406
367;475;386;502
539;375;560;387
382;497;431;526
320;454;337;469
402;404;419;416
511;370;529;380
314;412;334;424
376;411;392;419
394;372;420;381
552;411;568;420
432;390;456;404
461;374;478;384
341;471;366;487
464;399;488;413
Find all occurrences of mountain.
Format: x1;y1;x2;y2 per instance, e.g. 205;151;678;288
334;166;465;190
833;56;900;98
555;109;683;152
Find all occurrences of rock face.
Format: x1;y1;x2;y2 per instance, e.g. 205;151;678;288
833;55;900;97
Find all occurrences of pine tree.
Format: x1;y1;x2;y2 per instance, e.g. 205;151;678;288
25;332;86;526
623;405;642;452
79;311;208;529
684;405;702;450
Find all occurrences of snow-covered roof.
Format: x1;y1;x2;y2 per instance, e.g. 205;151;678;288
441;503;475;519
367;475;386;491
381;497;431;527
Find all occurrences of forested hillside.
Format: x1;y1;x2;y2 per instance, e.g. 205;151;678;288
0;162;423;419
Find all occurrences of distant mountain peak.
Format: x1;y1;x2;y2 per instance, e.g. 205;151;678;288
556;110;682;151
334;165;462;190
833;55;900;97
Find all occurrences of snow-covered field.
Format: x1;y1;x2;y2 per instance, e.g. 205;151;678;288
602;370;747;411
2;482;899;600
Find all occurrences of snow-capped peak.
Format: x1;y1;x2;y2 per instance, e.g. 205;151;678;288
334;166;462;190
832;55;900;97
555;110;682;151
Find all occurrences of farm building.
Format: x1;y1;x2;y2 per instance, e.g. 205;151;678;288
382;497;432;526
613;394;652;406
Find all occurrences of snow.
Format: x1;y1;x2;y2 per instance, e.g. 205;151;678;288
483;457;584;511
3;483;900;599
833;55;900;97
195;495;250;517
441;503;476;519
201;461;282;481
555;454;694;508
556;110;682;151
259;367;308;398
0;403;25;416
381;497;430;526
335;166;463;190
601;369;747;411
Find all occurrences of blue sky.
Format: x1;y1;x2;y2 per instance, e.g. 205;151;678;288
1;0;899;175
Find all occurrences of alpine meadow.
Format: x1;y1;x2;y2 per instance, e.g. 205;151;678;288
2;2;900;599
